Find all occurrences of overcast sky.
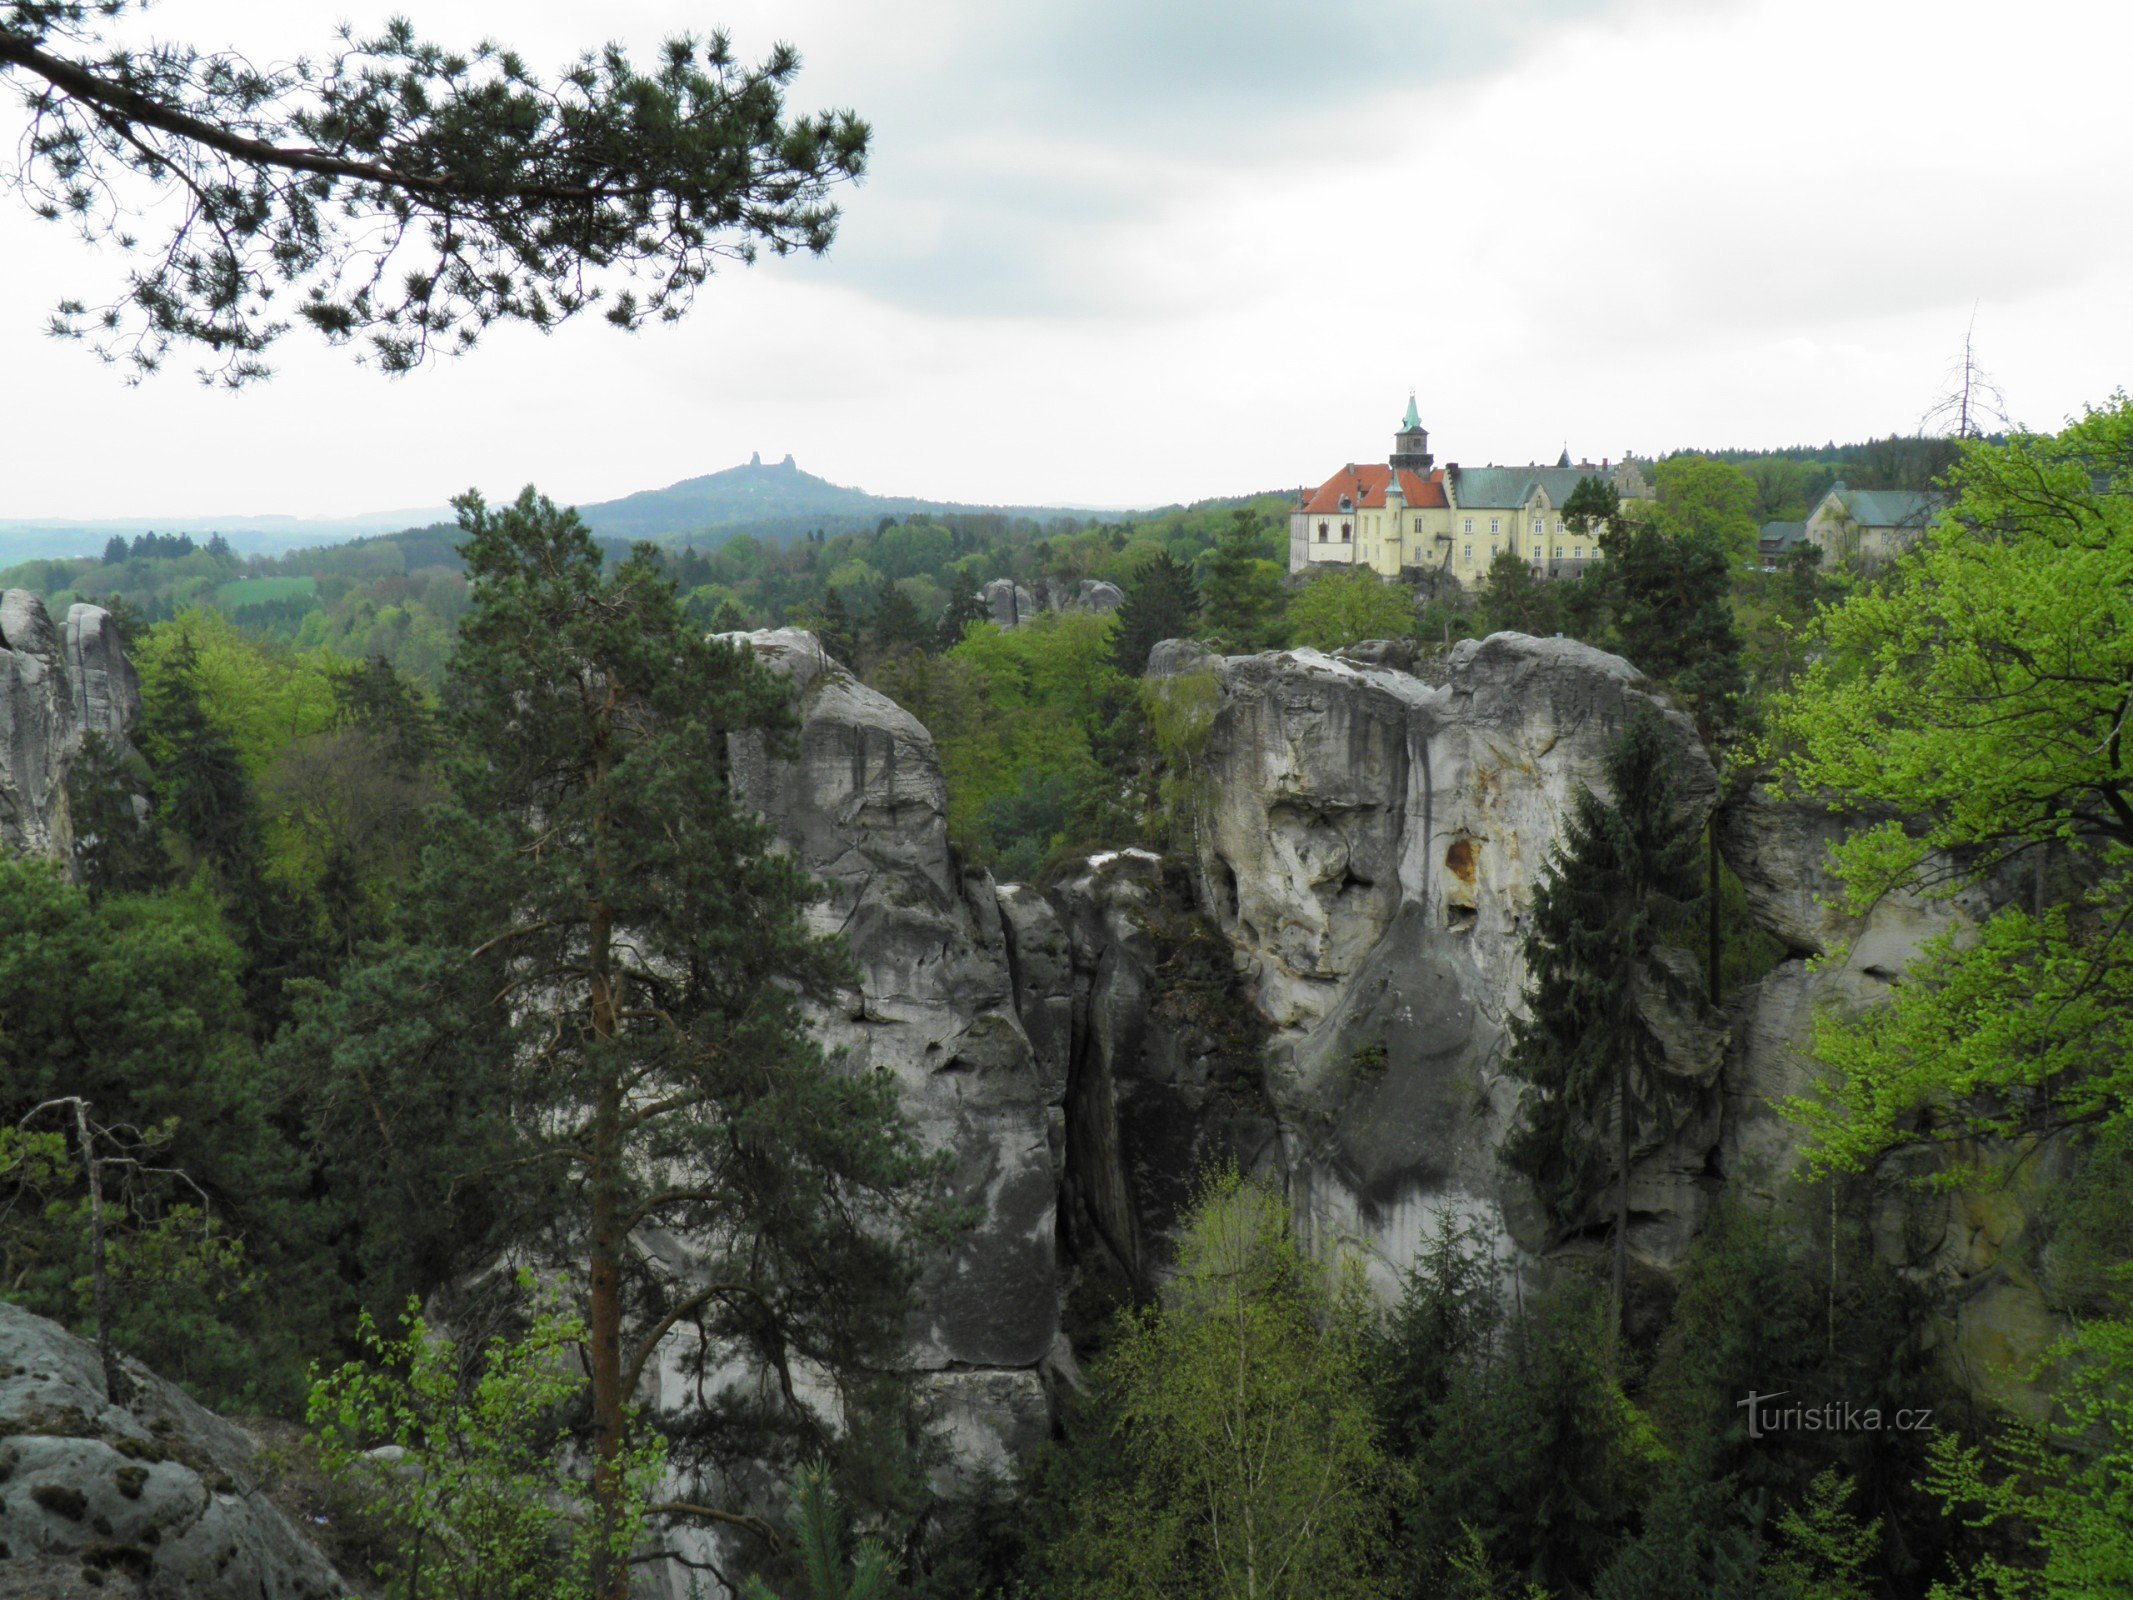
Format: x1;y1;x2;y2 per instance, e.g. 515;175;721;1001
3;0;2129;521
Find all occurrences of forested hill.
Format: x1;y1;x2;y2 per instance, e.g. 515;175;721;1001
573;453;1118;543
0;455;1124;562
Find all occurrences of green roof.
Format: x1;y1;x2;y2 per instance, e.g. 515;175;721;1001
1448;465;1603;510
1833;486;1943;528
1402;394;1421;430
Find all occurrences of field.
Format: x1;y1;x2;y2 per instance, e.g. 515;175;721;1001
215;575;318;610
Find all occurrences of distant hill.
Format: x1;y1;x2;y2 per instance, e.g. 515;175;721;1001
0;456;1125;564
573;454;1116;544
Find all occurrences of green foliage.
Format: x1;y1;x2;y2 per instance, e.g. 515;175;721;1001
7;5;869;382
1197;509;1289;652
744;1461;894;1600
0;858;320;1408
309;1280;666;1600
1596;510;1747;738
879;612;1130;871
1409;1278;1656;1595
1109;550;1199;674
215;575;318;611
281;487;951;1576
1141;668;1220;847
1478;551;1562;637
1288;567;1415;651
1375;1212;1502;1459
1650;456;1762;568
1502;712;1707;1251
1774;396;2133;1170
1056;1171;1398;1600
1920;1315;2133;1599
1766;1471;1881;1600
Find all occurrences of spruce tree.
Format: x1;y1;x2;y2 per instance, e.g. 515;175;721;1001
934;584;986;651
1197;509;1288;652
284;489;947;1599
865;576;929;662
1502;709;1705;1338
1110;550;1199;675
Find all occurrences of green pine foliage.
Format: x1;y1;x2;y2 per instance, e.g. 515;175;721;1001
1196;509;1290;652
276;488;952;1591
1501;710;1707;1318
1109;550;1199;674
745;1461;895;1600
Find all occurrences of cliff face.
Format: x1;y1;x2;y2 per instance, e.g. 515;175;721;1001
716;630;1060;1476
0;611;2047;1514
0;590;139;861
1176;635;1728;1286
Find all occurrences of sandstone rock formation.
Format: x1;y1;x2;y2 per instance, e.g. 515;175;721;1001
1172;634;1726;1285
715;629;1059;1449
976;577;1123;630
0;1301;346;1600
0;590;140;861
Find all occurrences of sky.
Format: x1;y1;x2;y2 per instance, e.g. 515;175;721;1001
2;0;2129;522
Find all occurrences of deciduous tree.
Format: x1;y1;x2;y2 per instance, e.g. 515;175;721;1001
1057;1171;1397;1600
1287;566;1414;651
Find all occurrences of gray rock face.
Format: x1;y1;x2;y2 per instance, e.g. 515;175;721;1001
1715;782;1992;1194
974;577;1125;630
1176;633;1722;1283
722;630;1059;1373
1033;850;1282;1293
0;590;140;860
0;1301;345;1600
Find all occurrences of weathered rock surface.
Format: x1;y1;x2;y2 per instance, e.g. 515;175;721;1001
1176;633;1724;1285
0;590;139;860
721;630;1059;1373
975;577;1124;630
1035;850;1282;1295
0;1301;346;1600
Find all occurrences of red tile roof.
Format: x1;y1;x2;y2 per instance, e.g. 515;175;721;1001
1297;464;1447;515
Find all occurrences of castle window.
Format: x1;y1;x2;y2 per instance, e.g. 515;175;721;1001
1490;543;1498;559
1341;523;1352;541
1575;546;1583;559
1533;518;1543;535
1462;518;1473;534
1490;518;1500;535
1463;544;1472;560
1533;545;1541;558
1318;522;1328;542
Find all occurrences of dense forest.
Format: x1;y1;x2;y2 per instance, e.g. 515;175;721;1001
5;408;2129;1599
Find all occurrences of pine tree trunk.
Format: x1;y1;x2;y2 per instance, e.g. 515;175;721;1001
587;722;630;1600
589;1055;626;1600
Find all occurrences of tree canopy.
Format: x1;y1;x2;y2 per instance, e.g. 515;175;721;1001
1775;396;2133;1169
0;3;866;381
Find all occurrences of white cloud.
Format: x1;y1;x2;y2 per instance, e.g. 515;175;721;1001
0;0;2126;523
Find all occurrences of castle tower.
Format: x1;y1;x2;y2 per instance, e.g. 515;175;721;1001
1391;392;1433;472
